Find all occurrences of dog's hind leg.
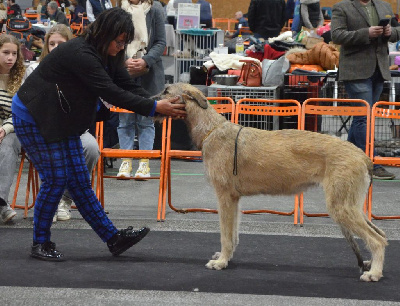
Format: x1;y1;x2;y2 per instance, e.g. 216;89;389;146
206;191;240;270
340;226;367;272
327;194;387;282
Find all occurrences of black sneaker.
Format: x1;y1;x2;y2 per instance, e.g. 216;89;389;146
107;226;150;256
373;167;396;180
31;241;65;261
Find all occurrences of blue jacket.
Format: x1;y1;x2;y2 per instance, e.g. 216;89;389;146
197;0;212;26
88;0;110;19
232;17;249;38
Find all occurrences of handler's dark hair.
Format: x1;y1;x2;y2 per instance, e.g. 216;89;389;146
82;7;135;64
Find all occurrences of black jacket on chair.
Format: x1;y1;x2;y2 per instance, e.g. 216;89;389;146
18;37;154;143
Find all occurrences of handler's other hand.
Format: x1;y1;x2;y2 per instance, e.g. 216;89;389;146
369;26;384;38
156;96;187;119
383;24;392;37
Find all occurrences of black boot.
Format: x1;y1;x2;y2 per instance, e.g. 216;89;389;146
31;241;65;261
107;226;150;256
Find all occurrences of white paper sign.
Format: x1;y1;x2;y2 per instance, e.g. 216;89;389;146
177;3;200;30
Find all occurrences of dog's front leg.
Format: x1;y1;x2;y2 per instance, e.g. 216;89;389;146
206;192;240;270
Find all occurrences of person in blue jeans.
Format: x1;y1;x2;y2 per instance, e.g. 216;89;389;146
11;8;186;261
117;0;166;180
331;0;400;180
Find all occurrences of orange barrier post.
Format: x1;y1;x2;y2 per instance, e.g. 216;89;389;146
234;98;302;225
368;101;400;220
299;98;370;224
11;150;39;218
96;107;167;220
159;97;235;221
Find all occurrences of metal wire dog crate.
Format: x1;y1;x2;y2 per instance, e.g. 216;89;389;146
207;85;281;130
283;72;326;131
207;84;280;101
174;29;224;83
321;72;396;145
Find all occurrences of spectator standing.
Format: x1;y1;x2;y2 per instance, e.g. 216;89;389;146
299;0;324;30
0;34;25;223
247;0;286;40
196;0;212;28
227;11;249;39
331;0;400;180
7;0;21;18
117;0;166;179
86;0;112;22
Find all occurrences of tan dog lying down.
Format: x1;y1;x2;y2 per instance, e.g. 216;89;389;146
156;83;387;282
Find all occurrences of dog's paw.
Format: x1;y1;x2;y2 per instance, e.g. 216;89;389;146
205;259;228;270
360;271;382;282
211;252;221;260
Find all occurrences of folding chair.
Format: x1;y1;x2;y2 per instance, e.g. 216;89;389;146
70;16;89;36
159;97;235;221
299;98;370;224
23;13;39;21
239;27;252;36
234;98;302;224
11;150;39;218
368;101;400;220
96;107;167;219
212;18;230;31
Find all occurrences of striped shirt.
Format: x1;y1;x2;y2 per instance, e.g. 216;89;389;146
0;74;13;135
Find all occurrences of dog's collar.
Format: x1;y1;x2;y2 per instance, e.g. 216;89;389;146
201;123;226;146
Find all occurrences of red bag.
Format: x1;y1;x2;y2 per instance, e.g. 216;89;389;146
238;59;262;87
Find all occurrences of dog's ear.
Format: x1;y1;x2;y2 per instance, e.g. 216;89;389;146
181;92;209;109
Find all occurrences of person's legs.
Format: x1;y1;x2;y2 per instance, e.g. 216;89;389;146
13;116;70;244
135;114;155;178
0;133;20;223
117;112;136;178
57;130;100;221
344;78;372;152
344;71;394;179
136;114;155;150
117;112;137;150
63;135;117;241
63;134;150;256
13;115;149;260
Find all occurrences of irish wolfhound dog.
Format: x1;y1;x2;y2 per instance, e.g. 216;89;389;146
157;83;387;282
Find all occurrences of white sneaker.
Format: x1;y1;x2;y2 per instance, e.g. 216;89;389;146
0;205;16;223
117;159;133;179
57;198;72;221
135;159;150;180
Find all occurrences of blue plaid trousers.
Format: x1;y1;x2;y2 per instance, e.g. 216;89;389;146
12;114;118;244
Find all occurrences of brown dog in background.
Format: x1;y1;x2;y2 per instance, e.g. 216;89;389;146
156;83;387;282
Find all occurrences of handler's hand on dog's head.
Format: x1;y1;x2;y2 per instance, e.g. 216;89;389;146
156;96;187;119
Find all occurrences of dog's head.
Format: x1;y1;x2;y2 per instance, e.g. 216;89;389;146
155;83;209;110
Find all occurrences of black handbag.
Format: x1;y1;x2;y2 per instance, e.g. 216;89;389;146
269;40;305;52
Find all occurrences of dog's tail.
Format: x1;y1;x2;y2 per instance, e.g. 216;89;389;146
340;226;365;271
365;216;387;240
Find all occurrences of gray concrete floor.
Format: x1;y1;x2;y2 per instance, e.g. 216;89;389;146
3;56;400;304
2;157;400;305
